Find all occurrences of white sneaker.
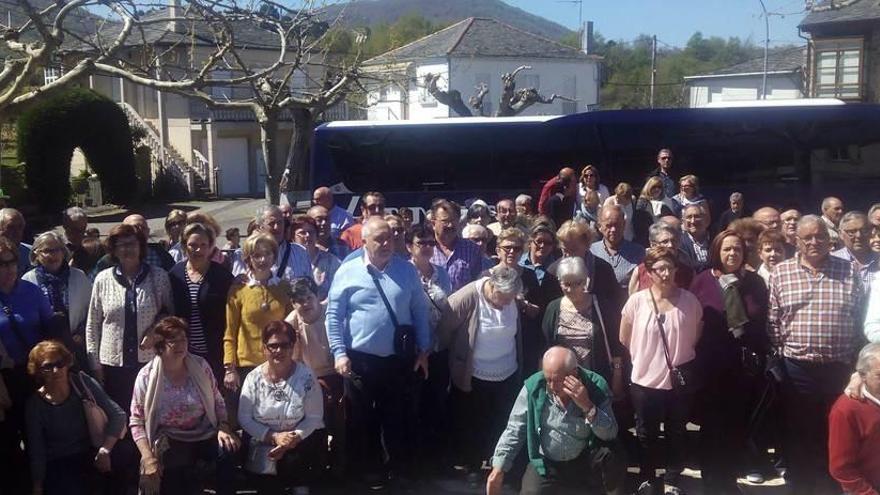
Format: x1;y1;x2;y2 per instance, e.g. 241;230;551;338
746;472;765;484
292;487;310;495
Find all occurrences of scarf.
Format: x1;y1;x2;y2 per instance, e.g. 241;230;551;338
717;272;749;338
138;354;218;447
112;264;150;368
524;366;610;476
35;264;70;315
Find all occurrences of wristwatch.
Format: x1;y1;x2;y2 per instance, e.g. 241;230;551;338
97;447;112;456
585;406;598;424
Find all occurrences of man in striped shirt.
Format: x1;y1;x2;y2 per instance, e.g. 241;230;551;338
768;214;865;495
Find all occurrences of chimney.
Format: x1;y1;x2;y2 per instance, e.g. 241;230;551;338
167;0;182;33
582;21;594;54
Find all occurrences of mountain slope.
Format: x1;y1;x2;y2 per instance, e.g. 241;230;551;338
324;0;573;40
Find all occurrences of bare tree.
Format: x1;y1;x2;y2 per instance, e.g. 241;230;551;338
82;0;365;204
425;65;574;118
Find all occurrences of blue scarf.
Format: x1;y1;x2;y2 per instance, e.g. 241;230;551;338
112;264;150;368
35;264;70;316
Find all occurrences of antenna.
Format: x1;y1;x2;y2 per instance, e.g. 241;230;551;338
556;0;584;40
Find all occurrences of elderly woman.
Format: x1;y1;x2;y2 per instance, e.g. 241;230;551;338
169;223;234;383
671;174;708;216
551;220;621;314
633;177;676;246
603;182;635;242
729;218;766;271
439;266;523;480
542;257;624;395
238;320;324;494
577;164;611;208
223;232;293;395
620;247;703;495
86;223;173;412
629;221;696;294
462;223;496;271
688;230;769;493
291;215;340;301
131;317;239;495
24;232;92;363
165;209;188;263
25;340;126;495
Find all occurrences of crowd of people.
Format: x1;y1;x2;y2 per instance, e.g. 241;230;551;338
0;149;878;495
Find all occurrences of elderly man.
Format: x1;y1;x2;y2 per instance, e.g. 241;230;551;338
62;206;88;249
92;214;174;274
431;200;483;292
232;205;311;280
833;211;879;289
307;205;348;259
753;206;781;231
822;196;845;249
325;216;430;488
340;191;385;251
679;204;711;273
768;215;865;495
538;167;577;225
648;148;676;199
487;346;625;495
488;198;523;237
520;224;560;288
0;208;32;275
462;223;496;272
781;208;801;253
313;186;354;240
590;205;645;294
718;192;748;230
828;343;880;494
516;194;534;219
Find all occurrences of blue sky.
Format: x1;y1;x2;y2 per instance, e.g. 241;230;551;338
504;0;809;47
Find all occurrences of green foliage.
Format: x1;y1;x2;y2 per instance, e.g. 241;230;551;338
362;13;450;58
16;88;137;214
560;31;581;50
593;31;772;109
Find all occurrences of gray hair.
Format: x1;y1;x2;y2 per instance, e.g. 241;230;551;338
29;231;70;266
729;192;743;202
0;208;22;224
648;221;680;244
821;196;842;211
462;224;488;240
839;211;867;228
556;256;588;283
515;194;532;205
599;204;623;223
868;203;880;219
797;214;828;235
361;216;388;240
856;343;880;376
63;207;87;223
255;204;282;224
543;346;578;373
488;266;522;295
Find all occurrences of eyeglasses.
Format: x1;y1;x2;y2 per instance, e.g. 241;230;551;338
498;245;523;253
532;239;554;247
659;157;671;161
39;247;63;255
0;257;17;268
266;342;292;352
414;239;436;247
40;360;66;372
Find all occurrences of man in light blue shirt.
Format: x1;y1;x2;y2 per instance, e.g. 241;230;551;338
313;186;353;241
832;211;879;290
325;216;430;487
590;205;645;296
487;347;626;495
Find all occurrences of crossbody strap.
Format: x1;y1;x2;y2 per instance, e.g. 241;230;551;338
591;295;614;365
368;267;400;330
274;242;292;279
648;289;676;373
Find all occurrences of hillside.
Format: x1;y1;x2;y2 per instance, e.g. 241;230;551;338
323;0;573;40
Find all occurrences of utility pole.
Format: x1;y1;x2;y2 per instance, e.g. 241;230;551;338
759;0;769;99
557;0;584;45
650;35;657;108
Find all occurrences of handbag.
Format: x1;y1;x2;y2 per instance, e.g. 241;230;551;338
69;371;110;448
368;267;417;359
649;289;700;394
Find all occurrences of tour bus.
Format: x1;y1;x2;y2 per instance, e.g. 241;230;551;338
309;101;880;221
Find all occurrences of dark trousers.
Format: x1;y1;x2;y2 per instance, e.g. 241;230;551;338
520;442;628;495
249;430;324;494
43;451;95;495
699;369;752;493
451;374;520;470
630;383;693;489
102;364;142;414
223;365;255;430
781;358;851;495
0;366;32;495
318;373;345;474
160;437;237;495
344;350;416;479
417;349;451;469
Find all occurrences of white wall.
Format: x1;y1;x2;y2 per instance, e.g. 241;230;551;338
409;61;452;119
688;73;805;108
449;56;599;116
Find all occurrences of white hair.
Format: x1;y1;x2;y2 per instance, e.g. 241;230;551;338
516;194;532;205
30;231;70;266
462;224;488;240
543;346;578;373
556;256;588;283
63;207;87;223
488;266;522;295
361;217;388;240
255;204;282;224
797;214;828;235
857;343;880;377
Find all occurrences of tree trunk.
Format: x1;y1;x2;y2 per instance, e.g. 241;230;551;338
259;114;280;204
285;108;314;191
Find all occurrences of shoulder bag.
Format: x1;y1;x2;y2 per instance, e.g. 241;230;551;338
649;289;700;394
69;371;114;447
368;267;416;359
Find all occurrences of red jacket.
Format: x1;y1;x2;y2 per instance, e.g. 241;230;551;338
537;176;559;216
828;394;880;495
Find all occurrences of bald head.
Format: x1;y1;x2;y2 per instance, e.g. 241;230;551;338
123;214;149;238
543;346;578;375
307;205;330;239
362;216;393;268
822;197;844;225
753;207;781;231
312;187;334;210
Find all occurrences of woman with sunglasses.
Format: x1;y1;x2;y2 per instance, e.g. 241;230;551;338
619;247;703;495
577;164;611;211
633;177;676;247
238;320;324;494
25;340;126;495
132;316;239;495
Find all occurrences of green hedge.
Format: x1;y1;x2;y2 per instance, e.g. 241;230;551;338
17;88;137;214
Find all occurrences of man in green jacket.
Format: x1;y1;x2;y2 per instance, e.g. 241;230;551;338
487;346;626;495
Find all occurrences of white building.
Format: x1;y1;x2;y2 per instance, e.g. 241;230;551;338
362;17;602;120
684;46;807;108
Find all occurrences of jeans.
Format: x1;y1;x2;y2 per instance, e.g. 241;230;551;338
451;374;520;471
629;383;693;490
780;358;851;495
249;430;324;494
520;441;627;495
160;437;237;495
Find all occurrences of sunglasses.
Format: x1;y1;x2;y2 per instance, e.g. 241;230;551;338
40;360;66;372
266;342;292;352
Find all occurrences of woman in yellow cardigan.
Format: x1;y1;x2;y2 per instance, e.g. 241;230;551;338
223;232;293;394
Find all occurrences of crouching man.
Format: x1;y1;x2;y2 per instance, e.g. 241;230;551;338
487;346;626;495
